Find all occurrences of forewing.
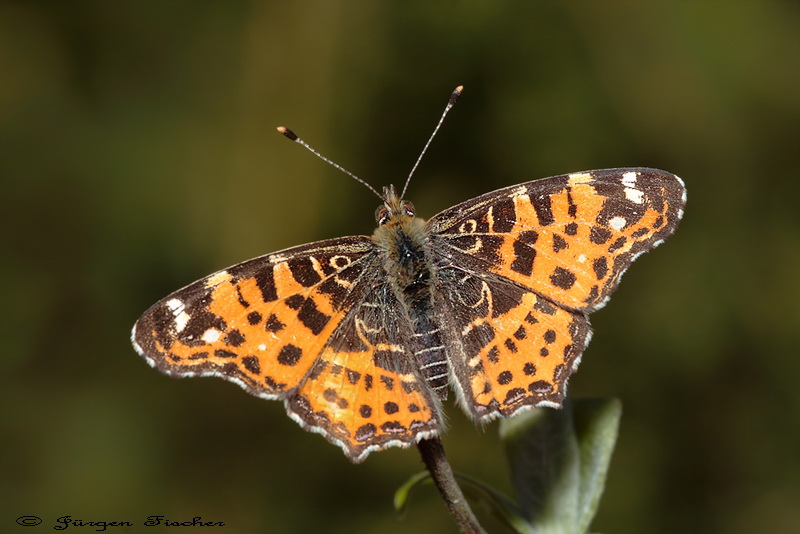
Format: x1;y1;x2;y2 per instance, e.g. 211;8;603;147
429;168;686;312
132;236;376;401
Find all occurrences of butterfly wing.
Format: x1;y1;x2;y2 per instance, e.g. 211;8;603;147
427;168;686;419
430;265;592;419
132;235;441;461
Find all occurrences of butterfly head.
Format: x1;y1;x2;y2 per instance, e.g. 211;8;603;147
376;184;416;226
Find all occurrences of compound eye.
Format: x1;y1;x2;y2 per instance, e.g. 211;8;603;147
401;200;415;217
375;205;390;225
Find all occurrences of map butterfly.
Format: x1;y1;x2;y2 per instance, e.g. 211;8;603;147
132;87;686;462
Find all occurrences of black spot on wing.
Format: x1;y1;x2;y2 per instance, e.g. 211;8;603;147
298;299;331;335
242;355;260;374
510;231;538;276
543;329;557;344
497;371;513;385
533;298;557;316
265;313;285;333
223;329;246;347
590;226;612;245
593;256;609;280
552;234;568;252
550;267;577;290
490;197;516;233
289;257;322;287
380;375;395;391
566;187;578;218
285;295;305;310
254;266;278;302
531;194;555;226
285;296;331;335
236;286;251;308
277;344;302;366
504;338;518;353
513;325;527;340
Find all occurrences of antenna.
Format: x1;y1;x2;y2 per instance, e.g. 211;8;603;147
276;126;383;201
400;85;463;199
277;85;463;202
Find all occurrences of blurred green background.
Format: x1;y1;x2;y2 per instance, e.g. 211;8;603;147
2;1;798;533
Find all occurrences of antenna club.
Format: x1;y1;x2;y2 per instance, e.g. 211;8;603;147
276;126;298;141
275;123;384;201
450;85;464;104
400;85;463;199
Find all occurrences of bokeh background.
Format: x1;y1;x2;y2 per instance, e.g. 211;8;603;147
2;2;798;533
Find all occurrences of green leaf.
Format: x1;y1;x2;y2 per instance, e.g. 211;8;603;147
499;398;622;534
393;470;432;517
572;398;622;534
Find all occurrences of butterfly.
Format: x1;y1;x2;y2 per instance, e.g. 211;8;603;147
132;86;686;462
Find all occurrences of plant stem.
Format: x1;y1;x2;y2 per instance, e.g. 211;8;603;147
417;437;487;534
